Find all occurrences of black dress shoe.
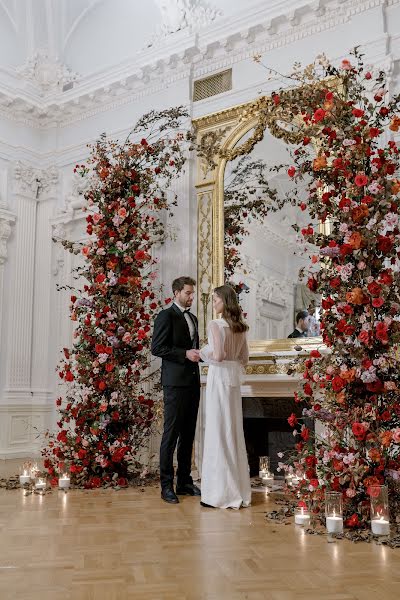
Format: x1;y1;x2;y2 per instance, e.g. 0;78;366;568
161;488;179;504
200;501;216;508
176;483;201;496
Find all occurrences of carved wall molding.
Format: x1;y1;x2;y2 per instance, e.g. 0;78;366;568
13;162;59;200
17;48;79;93
151;0;221;43
0;210;15;265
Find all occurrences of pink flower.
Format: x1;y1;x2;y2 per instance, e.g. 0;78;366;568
392;428;400;443
93;213;102;224
346;488;356;498
341;59;352;70
82;246;90;256
118;207;127;218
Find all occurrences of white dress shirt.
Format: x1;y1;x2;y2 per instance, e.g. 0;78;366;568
174;301;196;341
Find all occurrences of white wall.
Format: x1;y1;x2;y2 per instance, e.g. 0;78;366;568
1;0;400;456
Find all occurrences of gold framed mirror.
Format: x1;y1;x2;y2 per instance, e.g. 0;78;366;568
194;97;323;352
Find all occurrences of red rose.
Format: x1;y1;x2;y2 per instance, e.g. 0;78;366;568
367;281;382;297
303;383;313;396
112;411;120;421
65;370;74;382
345;513;360;528
70;295;77;303
332;376;345;392
288;413;298;427
98;381;106;391
78;448;87;459
301;427;310;441
310;350;321;358
352;422;367;441
372;298;384;308
354;173;368;187
329;277;341;289
365;72;372;79
288;167;296;177
352;108;364;118
309;478;319;488
313;108;326;122
91;477;101;488
377;235;393;253
117;477;128;487
379;270;393;286
95;273;106;284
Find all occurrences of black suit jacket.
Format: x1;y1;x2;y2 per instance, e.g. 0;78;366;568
151;304;200;387
288;329;307;339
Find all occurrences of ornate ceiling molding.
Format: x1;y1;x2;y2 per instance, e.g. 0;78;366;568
16;48;79;93
0;0;397;128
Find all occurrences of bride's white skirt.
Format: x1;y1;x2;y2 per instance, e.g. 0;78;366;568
201;363;252;509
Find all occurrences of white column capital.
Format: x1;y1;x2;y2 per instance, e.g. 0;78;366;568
13;162;59;200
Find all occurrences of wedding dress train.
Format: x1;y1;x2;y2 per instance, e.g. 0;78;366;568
200;319;251;509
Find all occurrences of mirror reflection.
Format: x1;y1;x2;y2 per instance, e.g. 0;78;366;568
223;128;322;341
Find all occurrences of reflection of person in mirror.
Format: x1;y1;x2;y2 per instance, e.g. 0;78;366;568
306;302;321;337
288;310;309;338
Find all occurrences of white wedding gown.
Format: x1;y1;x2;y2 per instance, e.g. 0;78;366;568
200;319;251;509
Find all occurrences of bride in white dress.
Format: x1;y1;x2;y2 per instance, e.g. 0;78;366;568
199;285;251;509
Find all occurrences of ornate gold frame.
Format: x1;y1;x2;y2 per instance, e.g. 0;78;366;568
193;97;323;352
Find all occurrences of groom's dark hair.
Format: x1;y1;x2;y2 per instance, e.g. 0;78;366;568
172;276;196;294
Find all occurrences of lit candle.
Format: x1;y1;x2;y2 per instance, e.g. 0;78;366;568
19;470;30;485
295;507;311;526
326;511;343;533
35;479;46;490
58;474;70;489
371;515;390;536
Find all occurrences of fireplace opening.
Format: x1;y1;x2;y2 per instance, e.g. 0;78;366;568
242;397;311;477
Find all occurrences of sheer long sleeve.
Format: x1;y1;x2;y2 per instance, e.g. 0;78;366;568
200;321;226;363
238;334;249;366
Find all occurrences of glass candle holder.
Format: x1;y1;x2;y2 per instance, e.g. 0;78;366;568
259;456;270;478
370;485;390;536
34;477;46;491
58;472;70;489
325;491;343;533
294;505;310;527
19;467;31;486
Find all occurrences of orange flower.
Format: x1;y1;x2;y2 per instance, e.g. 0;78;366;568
351;204;369;223
368;448;381;462
341;368;356;382
389;116;400;132
336;391;346;404
346;287;365;305
348;232;363;249
313;155;327;171
379;430;392;447
392;179;400;195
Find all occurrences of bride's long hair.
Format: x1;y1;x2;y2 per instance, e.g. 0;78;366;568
214;285;249;334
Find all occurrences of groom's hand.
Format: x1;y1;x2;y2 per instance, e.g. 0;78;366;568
186;349;200;362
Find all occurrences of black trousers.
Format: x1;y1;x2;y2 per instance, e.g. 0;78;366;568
160;384;200;490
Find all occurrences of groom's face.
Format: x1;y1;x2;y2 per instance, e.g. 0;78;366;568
175;284;195;308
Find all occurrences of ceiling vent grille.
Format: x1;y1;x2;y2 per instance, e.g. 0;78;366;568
193;69;232;102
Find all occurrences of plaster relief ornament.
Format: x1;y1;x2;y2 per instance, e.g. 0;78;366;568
17;48;78;93
149;0;221;45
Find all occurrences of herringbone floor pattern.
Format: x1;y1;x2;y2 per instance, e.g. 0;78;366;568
0;461;398;599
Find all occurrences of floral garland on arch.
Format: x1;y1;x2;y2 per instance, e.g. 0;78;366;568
42;108;193;488
257;49;400;525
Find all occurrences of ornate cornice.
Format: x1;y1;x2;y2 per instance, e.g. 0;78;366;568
0;0;397;128
16;48;78;93
13;162;59;200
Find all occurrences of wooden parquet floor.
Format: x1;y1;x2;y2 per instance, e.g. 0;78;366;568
0;461;399;600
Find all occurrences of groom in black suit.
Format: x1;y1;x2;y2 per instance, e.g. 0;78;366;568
151;276;201;504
